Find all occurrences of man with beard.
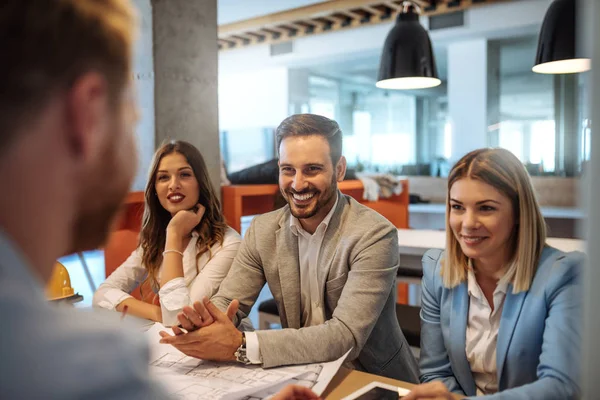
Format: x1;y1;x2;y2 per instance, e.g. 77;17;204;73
159;114;420;383
0;1;166;398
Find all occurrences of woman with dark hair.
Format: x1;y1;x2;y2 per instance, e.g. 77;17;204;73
94;140;241;327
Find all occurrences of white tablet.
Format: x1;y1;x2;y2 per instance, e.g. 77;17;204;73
341;381;411;400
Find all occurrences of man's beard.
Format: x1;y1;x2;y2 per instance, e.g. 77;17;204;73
284;175;337;220
68;135;133;253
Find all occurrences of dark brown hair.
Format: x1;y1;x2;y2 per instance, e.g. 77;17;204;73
139;141;227;292
0;0;136;154
275;114;343;165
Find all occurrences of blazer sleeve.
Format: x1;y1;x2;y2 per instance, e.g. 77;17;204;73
210;218;267;327
419;248;466;395
469;252;584;400
255;222;399;369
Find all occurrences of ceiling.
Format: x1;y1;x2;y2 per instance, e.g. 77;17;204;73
307;35;541;84
217;1;554;118
306;34;554;118
217;0;325;25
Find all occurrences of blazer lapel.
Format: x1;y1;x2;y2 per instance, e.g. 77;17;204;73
497;287;527;384
316;193;346;295
275;217;302;329
450;283;476;395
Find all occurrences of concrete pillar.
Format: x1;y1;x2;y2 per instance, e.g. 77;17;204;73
415;98;427;165
288;68;310;115
152;0;220;194
447;39;500;162
131;0;155;191
554;74;579;176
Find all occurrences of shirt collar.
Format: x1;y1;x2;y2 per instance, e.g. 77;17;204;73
466;259;509;299
290;192;339;237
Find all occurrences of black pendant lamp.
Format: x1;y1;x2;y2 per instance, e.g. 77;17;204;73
376;2;440;90
532;0;590;74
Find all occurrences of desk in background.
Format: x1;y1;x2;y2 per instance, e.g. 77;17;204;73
398;228;585;270
221;179;410;233
396;228;585;305
409;203;585;238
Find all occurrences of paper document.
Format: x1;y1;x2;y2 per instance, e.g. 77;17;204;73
237;347;350;399
145;323;350;399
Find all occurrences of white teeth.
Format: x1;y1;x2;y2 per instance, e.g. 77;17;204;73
462;236;485;244
170;195;183;201
293;193;314;201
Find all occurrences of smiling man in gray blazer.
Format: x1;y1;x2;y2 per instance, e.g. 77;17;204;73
159;114;419;383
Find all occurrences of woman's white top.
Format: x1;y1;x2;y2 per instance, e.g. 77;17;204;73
93;227;241;326
465;267;509;395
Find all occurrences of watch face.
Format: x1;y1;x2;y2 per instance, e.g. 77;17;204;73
235;345;250;364
236;353;250;364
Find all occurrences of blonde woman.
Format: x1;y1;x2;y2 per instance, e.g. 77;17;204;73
93;141;241;327
405;148;583;400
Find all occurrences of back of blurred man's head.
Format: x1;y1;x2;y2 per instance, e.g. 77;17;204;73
0;1;139;279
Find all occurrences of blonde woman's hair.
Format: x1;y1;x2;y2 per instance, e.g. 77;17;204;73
442;148;546;293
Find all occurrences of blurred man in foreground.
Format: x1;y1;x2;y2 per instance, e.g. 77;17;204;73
0;1;165;398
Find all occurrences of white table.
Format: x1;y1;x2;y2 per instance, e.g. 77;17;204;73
396;229;586;305
408;204;585;238
409;204;585;219
398;228;585;256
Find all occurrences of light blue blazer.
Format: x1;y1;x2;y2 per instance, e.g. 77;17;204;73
419;246;583;399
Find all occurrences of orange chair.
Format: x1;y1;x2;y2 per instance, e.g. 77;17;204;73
103;192;148;301
103;229;147;301
104;229;139;278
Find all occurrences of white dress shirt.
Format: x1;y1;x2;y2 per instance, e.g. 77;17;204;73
465;266;509;396
93;227;241;327
245;194;339;364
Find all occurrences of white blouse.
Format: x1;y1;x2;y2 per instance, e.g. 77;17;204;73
93;227;241;326
465;267;508;396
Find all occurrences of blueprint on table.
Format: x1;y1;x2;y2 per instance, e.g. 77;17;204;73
145;323;350;400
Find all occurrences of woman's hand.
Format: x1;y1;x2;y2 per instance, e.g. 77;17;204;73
271;385;321;400
404;382;455;400
166;204;205;244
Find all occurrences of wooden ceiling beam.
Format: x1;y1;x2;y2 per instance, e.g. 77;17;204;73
218;0;386;37
218;0;512;51
360;5;387;16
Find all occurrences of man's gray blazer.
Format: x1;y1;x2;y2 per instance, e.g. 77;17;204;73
212;192;419;382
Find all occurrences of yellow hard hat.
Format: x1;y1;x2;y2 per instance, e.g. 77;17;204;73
46;261;75;300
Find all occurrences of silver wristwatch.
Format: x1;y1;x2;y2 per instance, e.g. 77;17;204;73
234;332;251;364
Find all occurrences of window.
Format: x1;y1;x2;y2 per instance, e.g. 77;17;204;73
220;128;275;173
492;37;561;174
334;86;417;170
530;120;556;172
